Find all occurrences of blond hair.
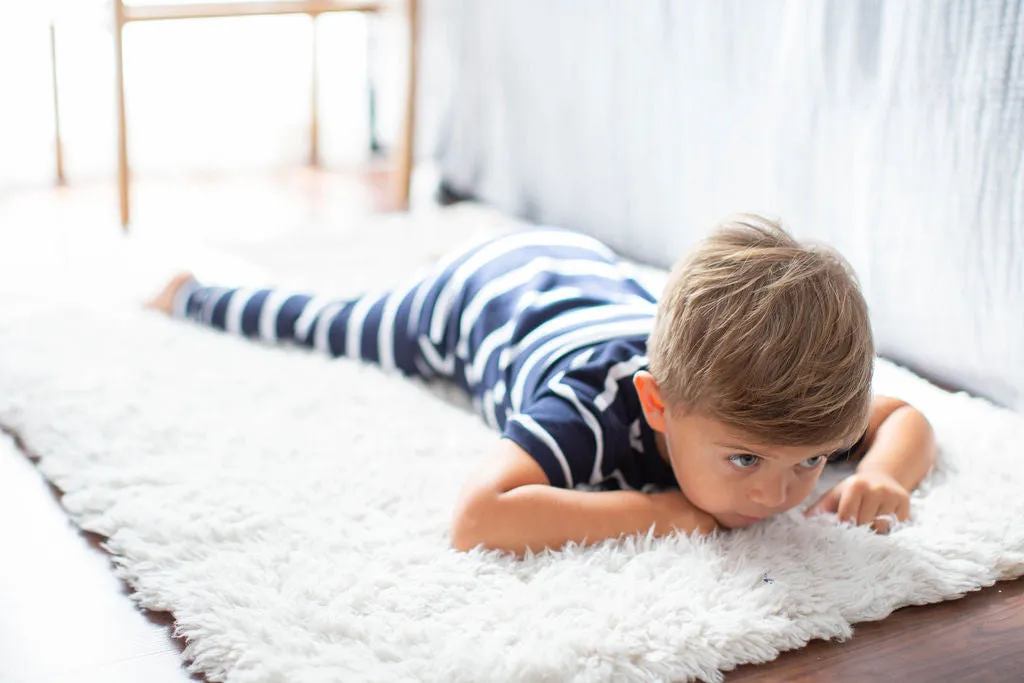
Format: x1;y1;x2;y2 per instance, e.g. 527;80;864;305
647;213;873;448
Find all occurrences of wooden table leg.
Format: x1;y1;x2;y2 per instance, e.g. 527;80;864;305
394;0;417;210
115;2;130;229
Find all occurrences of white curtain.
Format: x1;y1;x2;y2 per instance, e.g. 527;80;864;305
421;0;1024;409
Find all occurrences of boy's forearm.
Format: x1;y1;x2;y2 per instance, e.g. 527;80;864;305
454;485;679;556
856;405;937;492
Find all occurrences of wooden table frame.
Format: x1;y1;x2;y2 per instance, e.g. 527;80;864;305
112;0;418;228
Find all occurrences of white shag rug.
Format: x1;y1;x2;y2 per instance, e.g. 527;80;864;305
1;210;1023;683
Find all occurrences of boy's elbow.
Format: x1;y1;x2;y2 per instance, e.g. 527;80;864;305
450;493;496;552
449;515;478;553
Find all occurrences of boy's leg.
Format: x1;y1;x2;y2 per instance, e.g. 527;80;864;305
165;228;504;382
168;227;626;385
173;274;440;380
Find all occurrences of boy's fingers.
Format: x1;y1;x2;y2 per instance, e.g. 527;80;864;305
804;488;838;516
871;501;900;533
865;510;884;528
857;493;883;526
809;488;911;529
836;490;861;524
896;498;911;521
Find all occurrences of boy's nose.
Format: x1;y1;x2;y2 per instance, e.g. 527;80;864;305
749;479;789;507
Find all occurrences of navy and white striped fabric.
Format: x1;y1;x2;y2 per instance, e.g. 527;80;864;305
174;228;680;492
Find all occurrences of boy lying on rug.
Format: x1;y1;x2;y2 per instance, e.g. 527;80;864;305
147;213;937;556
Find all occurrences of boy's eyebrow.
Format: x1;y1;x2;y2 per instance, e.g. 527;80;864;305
715;443;779;459
714;442;841;461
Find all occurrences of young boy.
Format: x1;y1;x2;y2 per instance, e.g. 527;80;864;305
147;213;937;556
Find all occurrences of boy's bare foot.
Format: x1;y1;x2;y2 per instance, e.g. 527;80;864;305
145;272;195;316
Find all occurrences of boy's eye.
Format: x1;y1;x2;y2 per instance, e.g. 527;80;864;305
728;454;760;469
799;455;826;469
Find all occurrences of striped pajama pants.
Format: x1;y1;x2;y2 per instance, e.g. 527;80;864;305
173;228;656;414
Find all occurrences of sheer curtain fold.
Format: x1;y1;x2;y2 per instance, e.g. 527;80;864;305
420;0;1024;409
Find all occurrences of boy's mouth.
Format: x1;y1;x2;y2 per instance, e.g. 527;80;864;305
725;513;769;528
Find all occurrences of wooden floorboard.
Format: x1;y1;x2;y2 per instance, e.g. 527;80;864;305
728;577;1024;681
1;431;201;683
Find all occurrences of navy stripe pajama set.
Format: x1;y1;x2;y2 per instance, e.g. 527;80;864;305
175;228;681;492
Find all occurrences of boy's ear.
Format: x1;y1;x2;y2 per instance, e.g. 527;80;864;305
633;371;668;432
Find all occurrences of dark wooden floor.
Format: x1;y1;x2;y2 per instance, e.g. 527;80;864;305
2;431;200;683
2;173;1022;683
728;578;1024;682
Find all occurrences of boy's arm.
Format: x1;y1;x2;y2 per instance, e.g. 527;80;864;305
853;396;938;492
451;439;718;556
806;395;938;528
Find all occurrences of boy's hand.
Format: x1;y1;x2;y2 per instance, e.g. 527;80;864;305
648;490;721;536
804;471;911;533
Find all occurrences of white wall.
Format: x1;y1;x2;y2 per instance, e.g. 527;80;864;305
421;0;1024;408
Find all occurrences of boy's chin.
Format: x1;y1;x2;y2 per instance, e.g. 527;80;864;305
718;513;770;529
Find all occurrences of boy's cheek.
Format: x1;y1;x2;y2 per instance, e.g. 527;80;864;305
679;483;734;521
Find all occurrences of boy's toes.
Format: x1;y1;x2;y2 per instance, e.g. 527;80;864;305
145;272;195;315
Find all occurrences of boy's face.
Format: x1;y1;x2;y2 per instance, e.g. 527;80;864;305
634;371;847;529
